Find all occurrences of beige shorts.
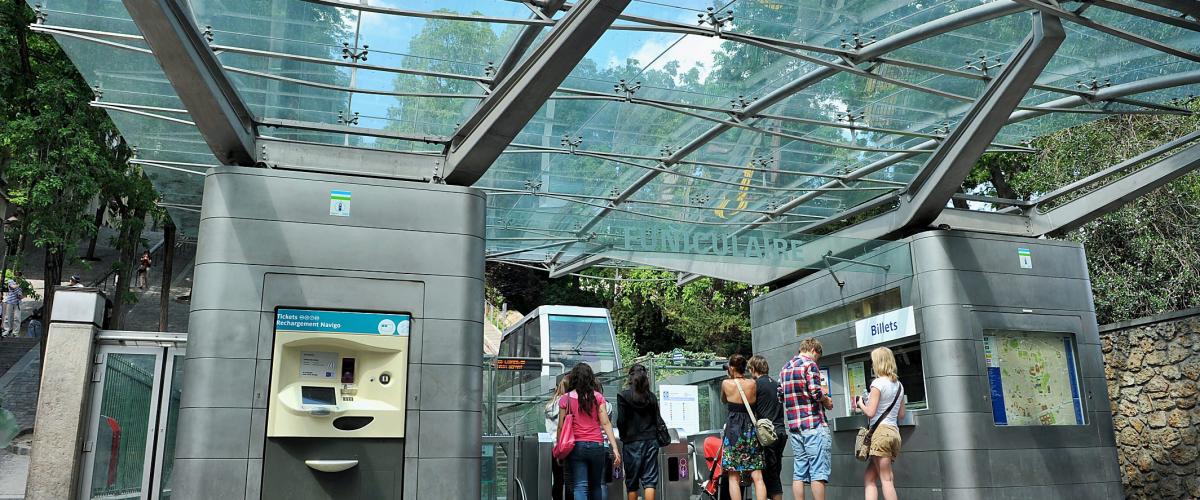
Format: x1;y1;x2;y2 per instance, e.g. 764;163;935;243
869;424;901;459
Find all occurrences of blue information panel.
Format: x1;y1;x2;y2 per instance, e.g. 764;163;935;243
983;331;1085;426
275;308;411;336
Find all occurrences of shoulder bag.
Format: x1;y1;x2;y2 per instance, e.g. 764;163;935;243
552;395;576;461
653;393;672;447
734;379;777;447
854;383;903;461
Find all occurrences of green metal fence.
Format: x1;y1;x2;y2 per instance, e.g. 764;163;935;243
91;353;156;499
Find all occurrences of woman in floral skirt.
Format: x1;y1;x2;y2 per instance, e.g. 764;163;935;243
720;354;767;500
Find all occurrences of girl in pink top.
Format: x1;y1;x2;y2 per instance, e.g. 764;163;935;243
559;363;621;500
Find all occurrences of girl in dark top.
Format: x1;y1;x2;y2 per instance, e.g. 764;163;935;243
721;354;767;500
617;364;661;500
749;355;786;500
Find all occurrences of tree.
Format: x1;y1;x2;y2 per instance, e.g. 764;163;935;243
959;102;1200;324
1;0;115;319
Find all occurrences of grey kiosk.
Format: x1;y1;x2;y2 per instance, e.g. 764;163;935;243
171;167;484;499
752;231;1121;499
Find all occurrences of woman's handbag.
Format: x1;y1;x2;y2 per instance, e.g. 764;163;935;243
854;384;903;461
551;395;576;461
734;379;777;447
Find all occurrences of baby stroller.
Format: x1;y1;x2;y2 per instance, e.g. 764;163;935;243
700;435;734;500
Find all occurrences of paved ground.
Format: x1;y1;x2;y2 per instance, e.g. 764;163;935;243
0;443;30;499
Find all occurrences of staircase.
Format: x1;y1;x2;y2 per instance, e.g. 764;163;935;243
0;339;38;379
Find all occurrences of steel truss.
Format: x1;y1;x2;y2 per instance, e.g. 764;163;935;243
546;0;1032;270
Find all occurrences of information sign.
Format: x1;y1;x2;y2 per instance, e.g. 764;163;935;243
854;306;917;348
300;351;337;379
1018;248;1033;269
330;190;351;217
495;357;543;372
659;385;700;437
846;362;867;408
276;309;410;336
984;331;1085;426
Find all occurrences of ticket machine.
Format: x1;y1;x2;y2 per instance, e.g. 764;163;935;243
267;308;411;440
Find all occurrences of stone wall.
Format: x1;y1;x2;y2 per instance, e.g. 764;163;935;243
1100;309;1200;499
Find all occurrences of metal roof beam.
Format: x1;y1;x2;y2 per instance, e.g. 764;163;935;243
1034;138;1200;235
1092;0;1200;31
548;254;610;278
443;0;632;185
1133;0;1200;19
545;0;1031;265
1013;0;1200;63
932;139;1200;235
898;12;1064;228
491;0;567;85
121;0;256;166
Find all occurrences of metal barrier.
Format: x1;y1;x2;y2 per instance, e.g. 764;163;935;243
482;356;732;500
79;331;185;500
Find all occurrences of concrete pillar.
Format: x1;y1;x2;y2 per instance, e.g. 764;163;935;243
24;288;106;500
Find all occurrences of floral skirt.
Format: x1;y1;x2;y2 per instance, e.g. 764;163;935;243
721;412;763;471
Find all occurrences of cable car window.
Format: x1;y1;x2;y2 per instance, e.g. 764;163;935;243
548;315;616;373
524;319;541;359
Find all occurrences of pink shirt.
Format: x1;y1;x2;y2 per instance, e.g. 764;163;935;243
559;391;607;443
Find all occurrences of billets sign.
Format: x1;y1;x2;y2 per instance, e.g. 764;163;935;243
854;306;917;348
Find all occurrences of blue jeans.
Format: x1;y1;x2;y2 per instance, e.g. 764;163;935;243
790;426;832;483
566;441;607;500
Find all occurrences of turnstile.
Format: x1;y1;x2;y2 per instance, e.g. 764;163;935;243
515;432;691;500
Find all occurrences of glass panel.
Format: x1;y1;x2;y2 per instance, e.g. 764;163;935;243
843;341;926;411
158;355;185;499
480;442;511;500
523;319;541;360
547;315;617;373
983;330;1086;426
796;288;903;336
89;353;157;499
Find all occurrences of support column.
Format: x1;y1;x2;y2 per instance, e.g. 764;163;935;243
173;167;484;500
24;289;107;500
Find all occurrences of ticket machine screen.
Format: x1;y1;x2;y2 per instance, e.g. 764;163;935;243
301;386;337;406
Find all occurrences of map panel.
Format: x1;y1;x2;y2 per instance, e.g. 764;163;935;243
984;331;1084;426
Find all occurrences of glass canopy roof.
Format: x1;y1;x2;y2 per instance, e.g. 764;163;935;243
29;0;1200;281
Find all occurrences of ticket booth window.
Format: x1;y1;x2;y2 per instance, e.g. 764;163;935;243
843;341;927;411
983;330;1086;426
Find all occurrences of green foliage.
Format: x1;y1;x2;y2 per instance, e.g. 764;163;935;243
963;104;1200;324
0;1;159;320
486;263;766;357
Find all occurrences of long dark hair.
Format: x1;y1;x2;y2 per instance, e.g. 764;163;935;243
626;363;651;404
568;363;599;415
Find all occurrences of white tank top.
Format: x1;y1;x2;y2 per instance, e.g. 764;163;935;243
870;377;903;427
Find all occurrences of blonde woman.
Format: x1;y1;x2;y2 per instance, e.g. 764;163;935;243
854;347;905;500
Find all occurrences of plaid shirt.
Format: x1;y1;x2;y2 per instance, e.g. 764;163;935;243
778;353;826;432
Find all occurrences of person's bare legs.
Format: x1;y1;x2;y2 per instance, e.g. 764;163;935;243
810;480;826;500
627;491;638;500
877;457;898;500
750;470;767;500
792;479;805;500
644;487;655;500
864;458;880;500
727;471;743;500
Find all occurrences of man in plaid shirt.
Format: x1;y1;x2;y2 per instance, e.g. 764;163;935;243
778;338;834;500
